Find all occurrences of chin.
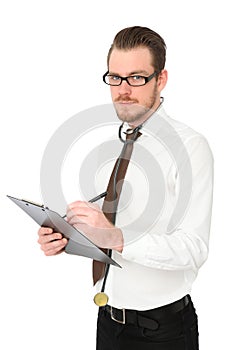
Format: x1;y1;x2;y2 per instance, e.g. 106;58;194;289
117;113;140;124
115;106;148;124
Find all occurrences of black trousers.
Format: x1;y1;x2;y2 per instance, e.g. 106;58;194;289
96;296;199;350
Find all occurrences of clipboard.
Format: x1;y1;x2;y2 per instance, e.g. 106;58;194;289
7;195;121;268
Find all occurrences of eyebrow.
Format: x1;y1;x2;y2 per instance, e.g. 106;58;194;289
108;70;149;76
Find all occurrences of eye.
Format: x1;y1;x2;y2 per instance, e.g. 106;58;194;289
127;75;145;85
132;75;144;81
109;75;121;81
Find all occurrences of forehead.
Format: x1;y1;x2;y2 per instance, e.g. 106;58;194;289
108;47;153;75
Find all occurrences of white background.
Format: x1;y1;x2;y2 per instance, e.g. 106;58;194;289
1;0;232;349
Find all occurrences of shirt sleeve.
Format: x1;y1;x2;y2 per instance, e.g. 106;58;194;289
121;135;214;272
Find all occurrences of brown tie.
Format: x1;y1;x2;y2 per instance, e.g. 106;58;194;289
92;129;141;285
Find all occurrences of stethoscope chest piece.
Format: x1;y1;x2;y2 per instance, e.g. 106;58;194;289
94;292;109;307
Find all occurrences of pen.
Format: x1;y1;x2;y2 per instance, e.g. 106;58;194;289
62;191;108;218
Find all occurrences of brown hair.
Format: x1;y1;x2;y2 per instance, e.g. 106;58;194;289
107;26;167;73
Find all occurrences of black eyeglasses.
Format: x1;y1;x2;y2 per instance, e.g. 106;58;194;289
103;71;157;87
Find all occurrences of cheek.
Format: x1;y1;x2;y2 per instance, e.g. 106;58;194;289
135;88;150;104
138;87;157;107
110;87;117;99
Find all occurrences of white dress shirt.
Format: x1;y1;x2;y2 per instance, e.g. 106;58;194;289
94;105;214;310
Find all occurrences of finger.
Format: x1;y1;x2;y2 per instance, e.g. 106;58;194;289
38;227;53;236
66;203;100;220
68;200;89;209
68;201;100;211
68;218;85;230
37;232;63;245
66;207;89;221
42;238;68;256
68;216;86;226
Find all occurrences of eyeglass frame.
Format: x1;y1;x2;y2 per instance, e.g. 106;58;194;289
103;71;158;87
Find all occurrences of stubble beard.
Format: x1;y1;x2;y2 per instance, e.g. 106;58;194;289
114;86;159;125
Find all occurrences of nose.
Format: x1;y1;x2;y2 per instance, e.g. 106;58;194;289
118;80;132;96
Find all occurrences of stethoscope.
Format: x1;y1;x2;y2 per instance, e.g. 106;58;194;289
94;123;143;307
94;97;164;307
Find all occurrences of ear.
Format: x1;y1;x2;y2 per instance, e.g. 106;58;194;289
157;69;168;92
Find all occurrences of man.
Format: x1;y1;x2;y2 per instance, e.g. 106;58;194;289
38;26;214;349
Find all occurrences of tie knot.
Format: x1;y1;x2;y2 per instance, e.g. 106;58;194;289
125;128;142;141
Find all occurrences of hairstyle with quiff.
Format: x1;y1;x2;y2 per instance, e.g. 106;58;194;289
107;26;167;74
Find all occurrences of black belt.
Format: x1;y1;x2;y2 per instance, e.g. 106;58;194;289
104;295;190;330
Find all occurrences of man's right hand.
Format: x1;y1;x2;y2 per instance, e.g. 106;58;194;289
37;227;68;256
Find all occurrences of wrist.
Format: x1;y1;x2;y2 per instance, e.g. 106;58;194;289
112;228;124;253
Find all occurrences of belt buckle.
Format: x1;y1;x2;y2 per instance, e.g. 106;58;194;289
110;306;126;324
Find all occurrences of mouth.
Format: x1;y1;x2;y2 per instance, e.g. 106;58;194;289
119;102;134;105
115;100;137;105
